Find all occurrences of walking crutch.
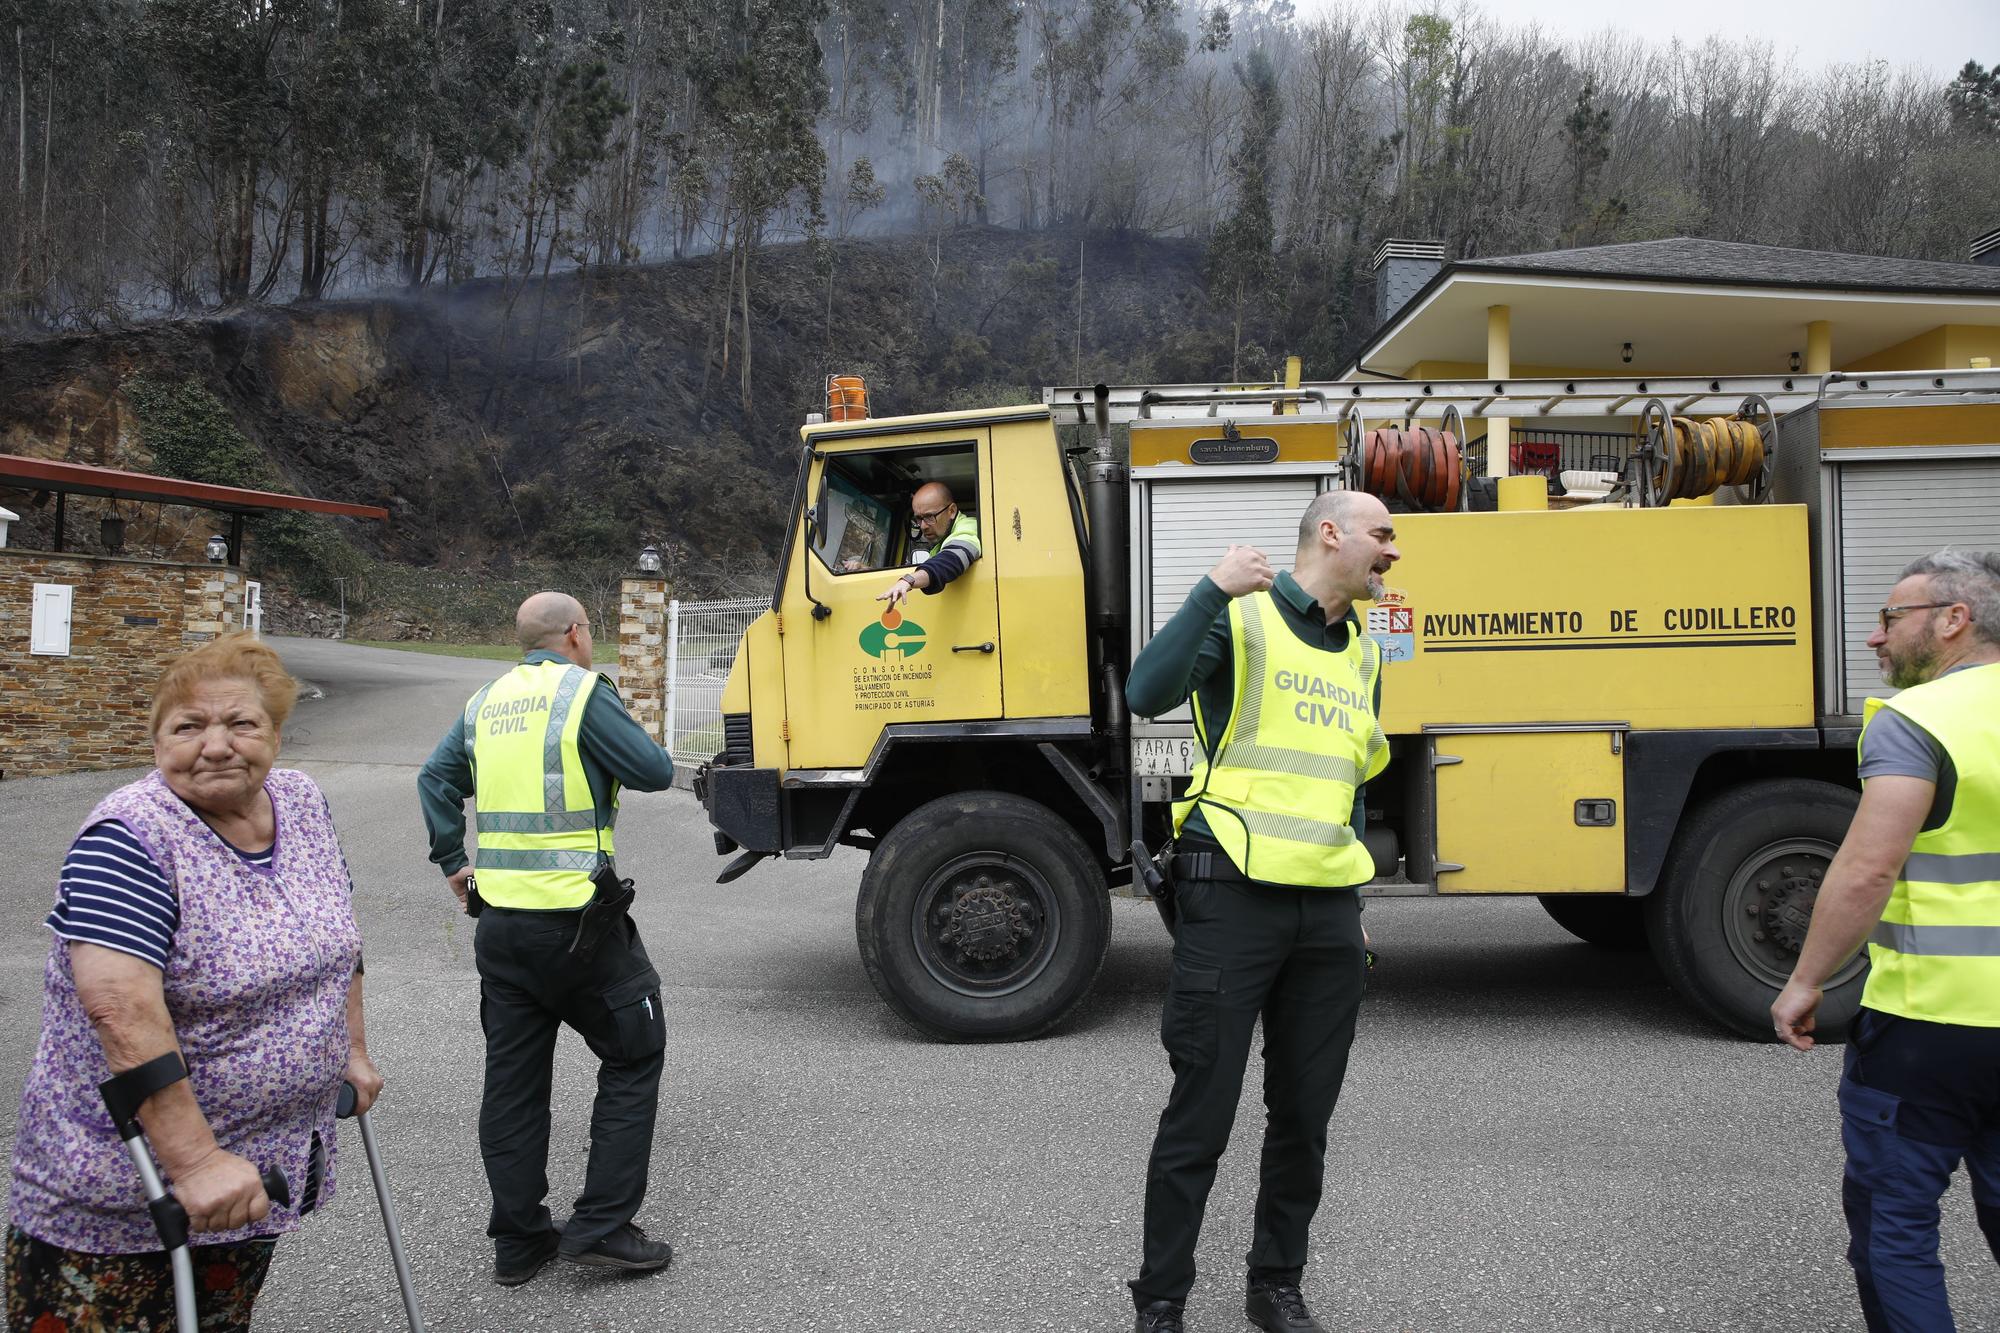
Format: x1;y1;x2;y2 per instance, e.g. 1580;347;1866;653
338;1079;428;1332
99;1052;291;1333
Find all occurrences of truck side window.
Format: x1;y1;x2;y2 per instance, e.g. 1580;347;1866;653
811;442;980;575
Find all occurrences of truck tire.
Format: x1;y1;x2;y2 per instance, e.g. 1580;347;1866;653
856;791;1112;1042
1537;895;1648;951
1645;778;1865;1042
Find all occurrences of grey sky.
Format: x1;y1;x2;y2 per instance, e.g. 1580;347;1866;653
1294;0;1999;81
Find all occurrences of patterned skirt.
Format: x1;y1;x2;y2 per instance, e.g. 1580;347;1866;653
5;1224;276;1333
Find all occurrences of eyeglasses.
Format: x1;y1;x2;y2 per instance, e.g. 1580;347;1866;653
567;621;591;635
1878;602;1952;631
911;503;953;524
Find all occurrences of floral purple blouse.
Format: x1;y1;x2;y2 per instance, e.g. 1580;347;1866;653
9;768;362;1254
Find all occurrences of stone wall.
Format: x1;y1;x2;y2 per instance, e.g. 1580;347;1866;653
618;577;668;743
0;551;242;779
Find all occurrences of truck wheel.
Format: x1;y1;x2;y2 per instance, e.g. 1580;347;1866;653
856;791;1111;1042
1646;779;1865;1042
1537;895;1648;951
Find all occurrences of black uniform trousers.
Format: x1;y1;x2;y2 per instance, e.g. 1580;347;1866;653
1131;870;1369;1307
474;905;667;1266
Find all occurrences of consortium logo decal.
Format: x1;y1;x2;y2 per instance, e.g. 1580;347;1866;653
860;606;927;660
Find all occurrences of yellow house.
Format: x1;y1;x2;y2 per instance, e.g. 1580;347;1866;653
1338;234;2000;478
1349;234;2000;383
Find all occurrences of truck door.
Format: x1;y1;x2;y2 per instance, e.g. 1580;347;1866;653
1428;726;1627;893
779;431;1002;770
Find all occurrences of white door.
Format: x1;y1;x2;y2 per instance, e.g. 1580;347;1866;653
31;583;73;656
245;581;263;637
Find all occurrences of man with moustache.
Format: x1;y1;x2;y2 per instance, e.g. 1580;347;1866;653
1774;549;2000;1331
1124;489;1402;1333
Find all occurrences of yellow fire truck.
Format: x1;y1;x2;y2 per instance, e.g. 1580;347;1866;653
694;368;2000;1041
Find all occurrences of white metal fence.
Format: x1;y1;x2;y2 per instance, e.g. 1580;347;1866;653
667;596;766;785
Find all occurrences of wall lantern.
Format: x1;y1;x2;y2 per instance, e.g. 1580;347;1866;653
1621;342;1633;364
205;534;229;563
1789;350;1802;373
637;544;663;575
100;515;127;553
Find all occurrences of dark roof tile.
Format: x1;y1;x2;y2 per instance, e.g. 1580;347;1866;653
1458;237;2000;295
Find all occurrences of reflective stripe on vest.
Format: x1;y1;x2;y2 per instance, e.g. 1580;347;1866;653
467;660;614;908
1858;662;2000;1026
1171;590;1387;887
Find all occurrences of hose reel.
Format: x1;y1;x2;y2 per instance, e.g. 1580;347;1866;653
1341;404;1464;512
1636;399;1775;506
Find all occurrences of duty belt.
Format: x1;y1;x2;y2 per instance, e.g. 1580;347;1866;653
1173;849;1252;885
1173;847;1364;889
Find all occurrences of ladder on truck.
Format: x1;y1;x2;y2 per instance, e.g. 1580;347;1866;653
1045;368;2000;509
1043;367;2000;427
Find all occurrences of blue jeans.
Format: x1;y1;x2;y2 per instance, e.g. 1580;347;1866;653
1839;1008;2000;1332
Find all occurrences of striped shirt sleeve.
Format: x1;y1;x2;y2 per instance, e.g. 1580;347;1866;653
48;821;180;970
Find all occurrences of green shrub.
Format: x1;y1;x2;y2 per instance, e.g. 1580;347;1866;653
125;375;363;599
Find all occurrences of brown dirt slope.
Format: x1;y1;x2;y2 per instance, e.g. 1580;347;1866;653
0;228;1226;613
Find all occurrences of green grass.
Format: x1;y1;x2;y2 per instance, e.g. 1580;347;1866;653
346;639;521;662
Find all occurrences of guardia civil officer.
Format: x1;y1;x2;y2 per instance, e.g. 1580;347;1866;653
417;591;676;1285
1126;490;1400;1333
1774;549;2000;1331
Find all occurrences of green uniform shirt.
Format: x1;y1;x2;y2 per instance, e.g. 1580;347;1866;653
418;650;675;875
1127;570;1381;845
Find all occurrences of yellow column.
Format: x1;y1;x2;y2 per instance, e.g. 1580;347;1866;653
1806;320;1832;375
1486;304;1511;478
1282;354;1301;415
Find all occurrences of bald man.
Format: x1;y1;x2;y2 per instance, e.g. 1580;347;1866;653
1124;491;1401;1333
418;591;676;1285
877;481;982;609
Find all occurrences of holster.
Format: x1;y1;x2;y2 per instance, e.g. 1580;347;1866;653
1130;839;1179;938
570;857;636;961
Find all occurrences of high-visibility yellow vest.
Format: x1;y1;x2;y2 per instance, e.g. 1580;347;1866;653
1172;590;1388;887
464;659;616;909
938;511;981;557
1859;662;2000;1026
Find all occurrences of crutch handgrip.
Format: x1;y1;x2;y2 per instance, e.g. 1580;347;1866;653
100;1052;292;1225
100;1053;291;1333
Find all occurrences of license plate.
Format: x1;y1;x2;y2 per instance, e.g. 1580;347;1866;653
1132;736;1197;777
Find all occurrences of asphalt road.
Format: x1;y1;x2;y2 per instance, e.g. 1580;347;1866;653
2;637;1994;1331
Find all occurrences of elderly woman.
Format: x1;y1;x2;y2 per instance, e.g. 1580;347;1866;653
6;632;382;1331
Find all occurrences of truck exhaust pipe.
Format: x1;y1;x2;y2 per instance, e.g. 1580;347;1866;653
1084;384;1129;750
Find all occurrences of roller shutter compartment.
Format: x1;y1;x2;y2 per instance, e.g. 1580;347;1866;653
1141;476;1321;723
1836;458;2000;713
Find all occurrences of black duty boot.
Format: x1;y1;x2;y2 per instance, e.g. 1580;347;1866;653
493;1226;562;1287
1245;1278;1326;1333
1134;1297;1186;1332
563;1222;673;1273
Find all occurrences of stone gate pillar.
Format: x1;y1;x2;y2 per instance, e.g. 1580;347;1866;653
619;576;669;742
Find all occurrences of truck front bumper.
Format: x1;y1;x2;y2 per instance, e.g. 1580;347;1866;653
700;762;783;852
